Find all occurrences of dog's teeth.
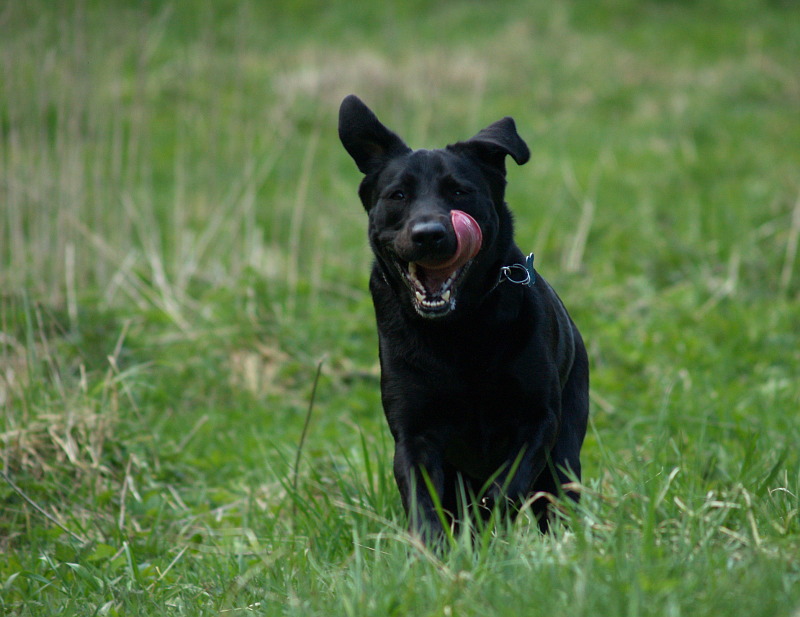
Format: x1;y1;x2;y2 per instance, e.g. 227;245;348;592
441;290;451;302
415;291;425;304
409;262;417;278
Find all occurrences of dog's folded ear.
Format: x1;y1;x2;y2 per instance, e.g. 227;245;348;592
339;95;412;175
450;117;530;175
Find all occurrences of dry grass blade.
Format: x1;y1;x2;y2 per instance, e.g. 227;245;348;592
780;193;800;294
1;470;87;544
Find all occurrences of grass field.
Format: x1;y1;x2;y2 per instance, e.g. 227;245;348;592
2;0;799;615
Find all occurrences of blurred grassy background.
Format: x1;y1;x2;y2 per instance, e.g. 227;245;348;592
1;1;799;615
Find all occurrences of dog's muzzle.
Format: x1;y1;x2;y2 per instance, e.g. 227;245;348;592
396;210;482;318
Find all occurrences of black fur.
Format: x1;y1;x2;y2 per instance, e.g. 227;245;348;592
338;95;589;541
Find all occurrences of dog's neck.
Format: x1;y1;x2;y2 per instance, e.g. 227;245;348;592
483;252;536;298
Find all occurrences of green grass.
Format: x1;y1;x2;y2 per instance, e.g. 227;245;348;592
2;0;799;615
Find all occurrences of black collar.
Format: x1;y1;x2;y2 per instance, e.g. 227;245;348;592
497;252;536;288
480;252;536;304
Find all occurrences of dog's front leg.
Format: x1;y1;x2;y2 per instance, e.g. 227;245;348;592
393;437;448;543
484;411;559;510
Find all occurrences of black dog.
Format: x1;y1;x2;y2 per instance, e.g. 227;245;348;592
338;95;589;541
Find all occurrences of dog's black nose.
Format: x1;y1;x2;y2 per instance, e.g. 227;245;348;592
410;221;447;248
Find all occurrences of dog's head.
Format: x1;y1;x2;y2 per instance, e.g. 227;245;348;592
339;95;530;319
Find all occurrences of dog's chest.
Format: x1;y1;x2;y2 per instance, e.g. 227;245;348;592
427;375;532;478
442;413;515;480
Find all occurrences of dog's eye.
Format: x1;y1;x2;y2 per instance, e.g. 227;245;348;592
452;188;469;197
388;190;406;201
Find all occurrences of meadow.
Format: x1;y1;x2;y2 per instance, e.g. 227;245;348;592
1;1;799;615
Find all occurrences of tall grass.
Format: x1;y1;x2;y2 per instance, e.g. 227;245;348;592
1;0;799;615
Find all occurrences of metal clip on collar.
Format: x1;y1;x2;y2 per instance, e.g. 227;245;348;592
500;264;531;286
499;253;536;288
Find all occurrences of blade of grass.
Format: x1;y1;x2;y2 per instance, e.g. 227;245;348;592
1;470;87;544
292;357;325;517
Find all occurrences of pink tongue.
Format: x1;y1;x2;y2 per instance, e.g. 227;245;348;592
416;210;482;271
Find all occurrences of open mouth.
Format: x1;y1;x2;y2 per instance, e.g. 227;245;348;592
397;260;470;316
391;209;482;318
